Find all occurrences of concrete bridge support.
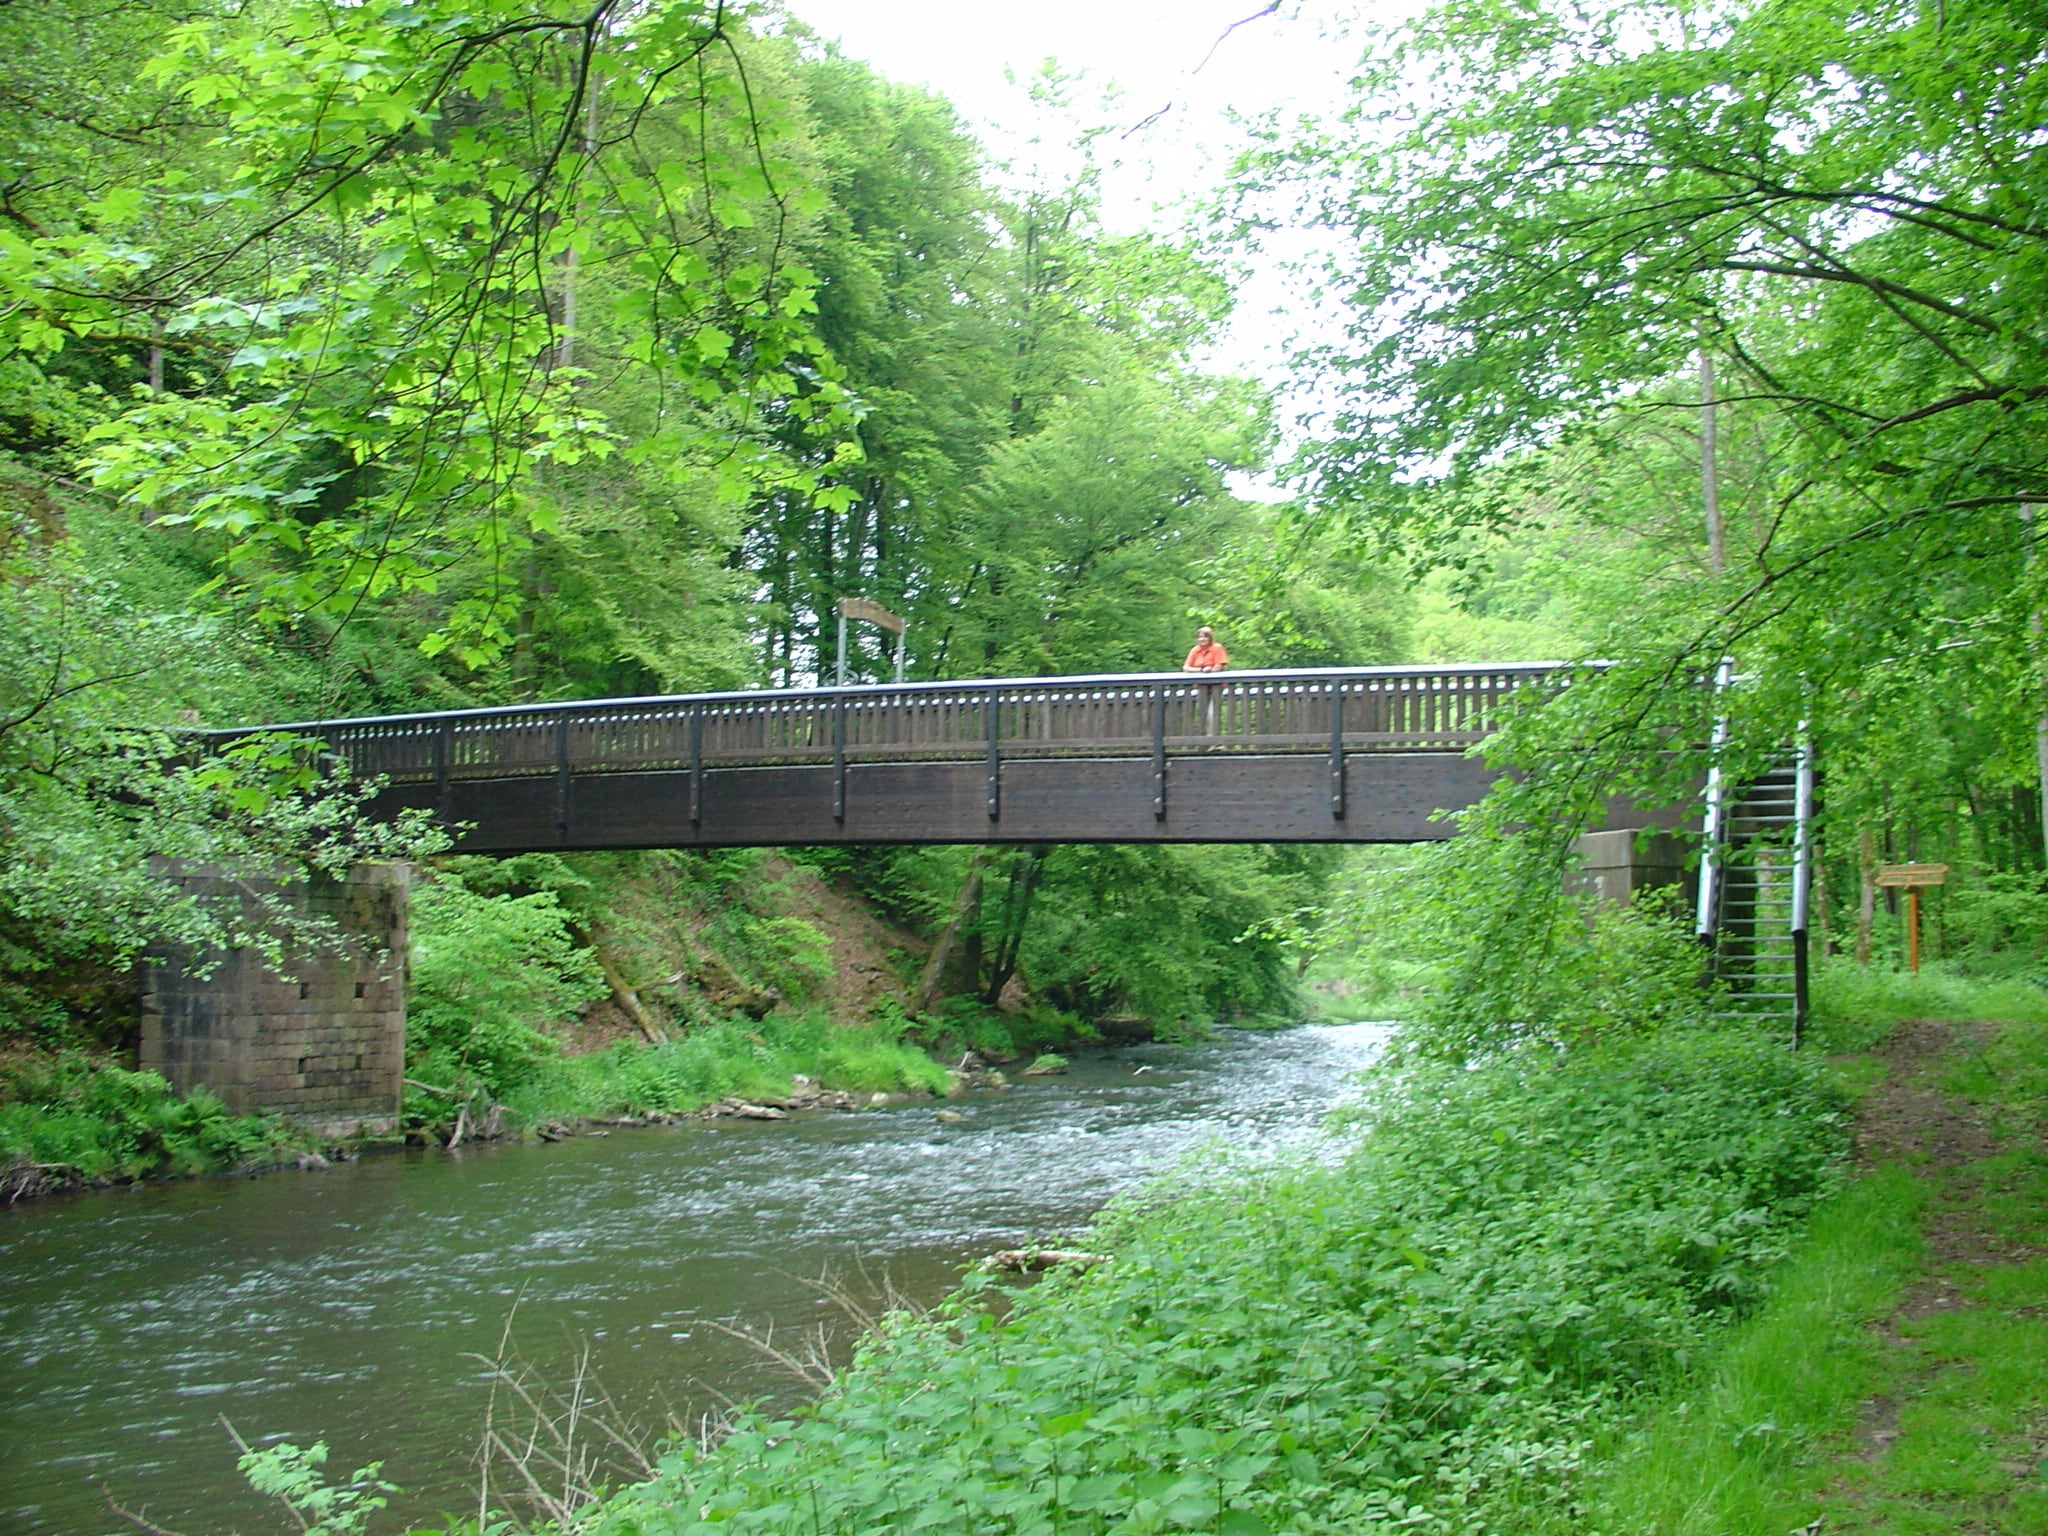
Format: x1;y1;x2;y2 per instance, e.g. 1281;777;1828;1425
140;863;410;1137
1570;829;1692;910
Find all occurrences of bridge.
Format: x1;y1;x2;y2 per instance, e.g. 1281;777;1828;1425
231;662;1678;850
149;663;1718;1133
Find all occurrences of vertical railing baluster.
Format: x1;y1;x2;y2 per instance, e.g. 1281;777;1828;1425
554;712;571;839
689;703;704;826
435;720;451;817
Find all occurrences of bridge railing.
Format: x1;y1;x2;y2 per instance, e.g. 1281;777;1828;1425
216;663;1589;787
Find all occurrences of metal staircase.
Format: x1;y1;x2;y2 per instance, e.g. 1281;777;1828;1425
1696;678;1815;1042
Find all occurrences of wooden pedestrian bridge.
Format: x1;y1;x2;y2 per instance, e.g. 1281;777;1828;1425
155;663;1752;1135
222;662;1678;851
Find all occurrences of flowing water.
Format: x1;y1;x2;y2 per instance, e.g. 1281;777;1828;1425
0;1024;1386;1535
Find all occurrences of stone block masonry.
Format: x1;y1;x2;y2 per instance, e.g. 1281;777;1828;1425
140;863;410;1138
1569;829;1692;910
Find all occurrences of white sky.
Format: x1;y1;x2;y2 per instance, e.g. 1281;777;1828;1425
776;0;1375;424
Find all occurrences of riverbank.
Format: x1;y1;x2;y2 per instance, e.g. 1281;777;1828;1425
538;1024;1848;1536
0;1050;322;1204
0;1013;1039;1205
0;962;1126;1205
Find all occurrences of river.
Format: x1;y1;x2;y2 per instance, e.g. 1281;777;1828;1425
0;1023;1386;1535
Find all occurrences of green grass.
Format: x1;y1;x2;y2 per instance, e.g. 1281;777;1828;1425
494;1011;952;1127
1808;1139;2048;1536
1810;961;2048;1051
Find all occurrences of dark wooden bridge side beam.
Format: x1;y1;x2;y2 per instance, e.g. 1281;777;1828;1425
369;752;1683;853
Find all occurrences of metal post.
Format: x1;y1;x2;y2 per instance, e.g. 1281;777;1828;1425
2024;505;2048;866
1695;658;1735;943
896;623;907;684
1791;726;1814;1047
688;702;703;828
836;612;847;688
435;719;452;821
1329;681;1347;820
1151;687;1167;821
985;689;1000;821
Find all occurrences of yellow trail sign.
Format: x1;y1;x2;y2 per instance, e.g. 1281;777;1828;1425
1876;863;1949;889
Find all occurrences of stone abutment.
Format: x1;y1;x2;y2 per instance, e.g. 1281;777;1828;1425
140;863;409;1138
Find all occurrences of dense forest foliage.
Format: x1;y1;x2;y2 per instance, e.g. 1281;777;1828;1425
3;0;2043;1115
1239;0;2048;1015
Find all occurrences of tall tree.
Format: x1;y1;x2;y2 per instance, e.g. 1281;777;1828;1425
5;0;844;668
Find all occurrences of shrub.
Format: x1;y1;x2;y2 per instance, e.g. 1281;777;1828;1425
1328;832;1714;1061
407;871;606;1097
1937;869;2048;979
0;1052;296;1180
497;1010;951;1126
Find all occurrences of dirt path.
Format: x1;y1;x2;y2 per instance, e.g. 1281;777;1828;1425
1824;1016;2048;1528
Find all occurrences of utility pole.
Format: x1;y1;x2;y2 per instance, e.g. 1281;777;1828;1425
1695;345;1730;948
1701;346;1725;576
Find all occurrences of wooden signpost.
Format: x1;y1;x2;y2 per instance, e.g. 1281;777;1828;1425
834;597;908;686
1875;862;1948;973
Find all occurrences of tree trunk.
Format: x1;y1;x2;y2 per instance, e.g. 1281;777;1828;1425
982;847;1049;1006
914;852;987;1015
593;945;666;1044
510;550;541;701
1857;823;1877;966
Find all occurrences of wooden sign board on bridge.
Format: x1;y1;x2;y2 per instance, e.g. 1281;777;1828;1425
1875;863;1947;975
834;596;908;685
835;597;906;635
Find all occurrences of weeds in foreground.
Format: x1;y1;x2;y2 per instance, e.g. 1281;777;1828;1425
468;1312;669;1531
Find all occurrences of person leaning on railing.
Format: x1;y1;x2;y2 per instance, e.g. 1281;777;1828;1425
1182;625;1229;673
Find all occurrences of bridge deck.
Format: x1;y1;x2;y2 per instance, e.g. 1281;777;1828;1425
217;664;1627;850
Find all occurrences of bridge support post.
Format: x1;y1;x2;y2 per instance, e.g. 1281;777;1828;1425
139;862;410;1138
1329;683;1347;820
985;693;1001;821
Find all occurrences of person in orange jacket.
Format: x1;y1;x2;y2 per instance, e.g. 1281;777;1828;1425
1182;625;1229;672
